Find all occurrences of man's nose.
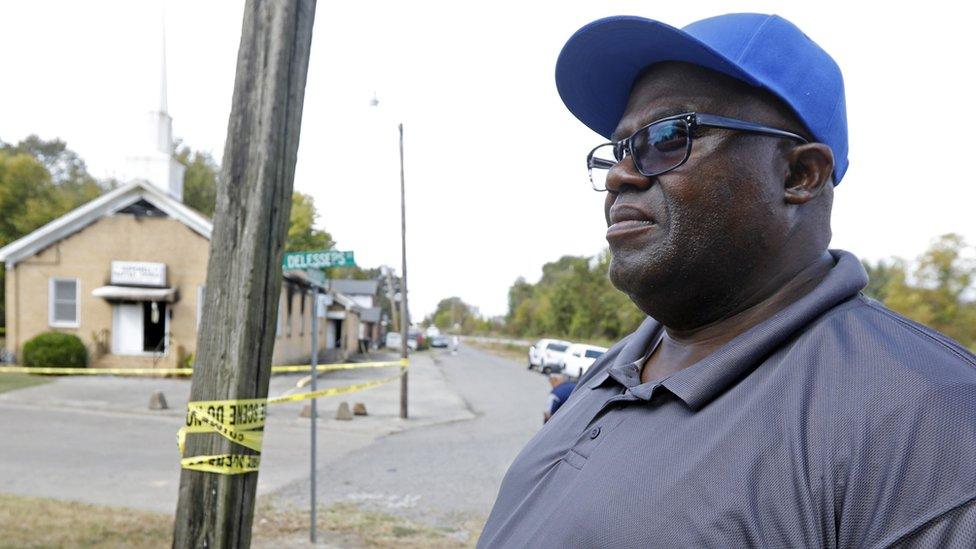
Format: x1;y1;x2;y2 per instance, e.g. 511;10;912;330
604;155;653;193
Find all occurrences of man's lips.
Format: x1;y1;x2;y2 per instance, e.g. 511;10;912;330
607;204;656;239
609;204;655;224
606;219;656;239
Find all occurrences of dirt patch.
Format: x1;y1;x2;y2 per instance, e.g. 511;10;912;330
253;500;481;548
466;341;525;364
0;493;482;548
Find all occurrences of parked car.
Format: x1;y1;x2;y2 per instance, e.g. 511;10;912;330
528;338;572;374
407;327;427;350
430;334;450;348
561;343;608;378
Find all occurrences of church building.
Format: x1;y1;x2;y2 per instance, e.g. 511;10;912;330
0;44;366;369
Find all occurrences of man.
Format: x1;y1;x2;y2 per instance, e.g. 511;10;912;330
479;13;976;548
544;374;577;424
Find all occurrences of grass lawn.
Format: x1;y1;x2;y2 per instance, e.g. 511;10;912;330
0;493;480;548
0;493;172;549
0;373;51;395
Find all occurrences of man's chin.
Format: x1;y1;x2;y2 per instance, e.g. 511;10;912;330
608;256;671;301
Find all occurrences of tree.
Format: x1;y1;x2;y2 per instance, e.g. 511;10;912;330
503;250;644;342
2;135;107;212
0;137;111;328
0;152;56;246
863;234;976;350
426;297;477;332
862;259;900;302
175;144;335;255
507;277;534;322
285;192;334;252
176;145;219;217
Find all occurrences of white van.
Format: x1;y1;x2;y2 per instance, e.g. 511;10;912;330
562;344;608;378
528;339;572;374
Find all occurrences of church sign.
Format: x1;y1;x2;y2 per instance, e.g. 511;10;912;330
111;261;167;287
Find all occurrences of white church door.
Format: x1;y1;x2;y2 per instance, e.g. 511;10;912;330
113;303;144;355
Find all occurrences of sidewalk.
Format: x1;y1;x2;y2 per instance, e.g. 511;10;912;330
0;351;473;513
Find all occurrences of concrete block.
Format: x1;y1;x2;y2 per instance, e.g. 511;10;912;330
299;403;318;418
352;402;368;416
149;391;168;410
335;401;353;421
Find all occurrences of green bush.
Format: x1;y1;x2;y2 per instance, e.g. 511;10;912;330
22;332;87;368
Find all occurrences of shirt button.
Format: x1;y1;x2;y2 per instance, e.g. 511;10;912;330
589;427;601;439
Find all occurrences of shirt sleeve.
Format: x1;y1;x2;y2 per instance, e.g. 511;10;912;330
546;393;561;415
887;497;976;548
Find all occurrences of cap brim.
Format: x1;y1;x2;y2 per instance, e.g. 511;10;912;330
556;16;760;139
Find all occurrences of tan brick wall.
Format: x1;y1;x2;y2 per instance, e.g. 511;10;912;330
270;283;340;365
5;210;346;369
6;214;210;368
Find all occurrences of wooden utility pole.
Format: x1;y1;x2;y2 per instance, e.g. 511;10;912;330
173;1;316;547
384;266;399;332
399;123;409;419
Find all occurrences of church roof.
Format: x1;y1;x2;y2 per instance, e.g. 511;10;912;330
0;180;212;267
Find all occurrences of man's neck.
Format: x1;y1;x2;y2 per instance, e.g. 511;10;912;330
641;252;835;383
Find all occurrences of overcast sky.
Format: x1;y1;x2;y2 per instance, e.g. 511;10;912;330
2;1;974;319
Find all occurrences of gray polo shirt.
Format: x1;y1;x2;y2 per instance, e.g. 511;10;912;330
480;250;976;548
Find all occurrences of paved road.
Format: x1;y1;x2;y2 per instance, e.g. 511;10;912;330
271;344;551;529
0;353;474;514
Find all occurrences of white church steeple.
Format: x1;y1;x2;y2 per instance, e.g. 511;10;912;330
127;13;185;202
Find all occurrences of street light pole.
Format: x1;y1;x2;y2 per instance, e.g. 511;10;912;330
370;95;408;419
398;123;409;419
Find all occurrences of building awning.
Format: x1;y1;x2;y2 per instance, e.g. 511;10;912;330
92;285;178;303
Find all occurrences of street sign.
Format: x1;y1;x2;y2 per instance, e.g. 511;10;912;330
282;250;355;270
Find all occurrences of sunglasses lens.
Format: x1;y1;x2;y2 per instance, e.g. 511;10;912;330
631;119;689;176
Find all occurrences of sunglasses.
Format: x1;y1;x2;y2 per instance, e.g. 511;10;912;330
586;112;808;191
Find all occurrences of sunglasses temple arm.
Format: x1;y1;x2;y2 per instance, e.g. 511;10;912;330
589;158;616;170
695;114;808;143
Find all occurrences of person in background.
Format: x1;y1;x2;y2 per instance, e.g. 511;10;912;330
543;374;576;424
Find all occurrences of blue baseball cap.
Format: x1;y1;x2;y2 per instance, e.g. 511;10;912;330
556;14;849;184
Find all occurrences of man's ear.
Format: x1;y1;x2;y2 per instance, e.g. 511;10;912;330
784;143;834;204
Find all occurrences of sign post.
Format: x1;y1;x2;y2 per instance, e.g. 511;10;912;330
283;252;347;544
309;282;319;542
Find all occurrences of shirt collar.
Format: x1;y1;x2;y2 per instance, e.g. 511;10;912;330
590;250;868;411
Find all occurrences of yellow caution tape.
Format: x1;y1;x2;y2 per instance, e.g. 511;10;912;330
178;360;407;475
0;366;193;376
267;371;404;404
270;359;404;374
0;358;406;377
178;397;267;475
180;454;261;475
